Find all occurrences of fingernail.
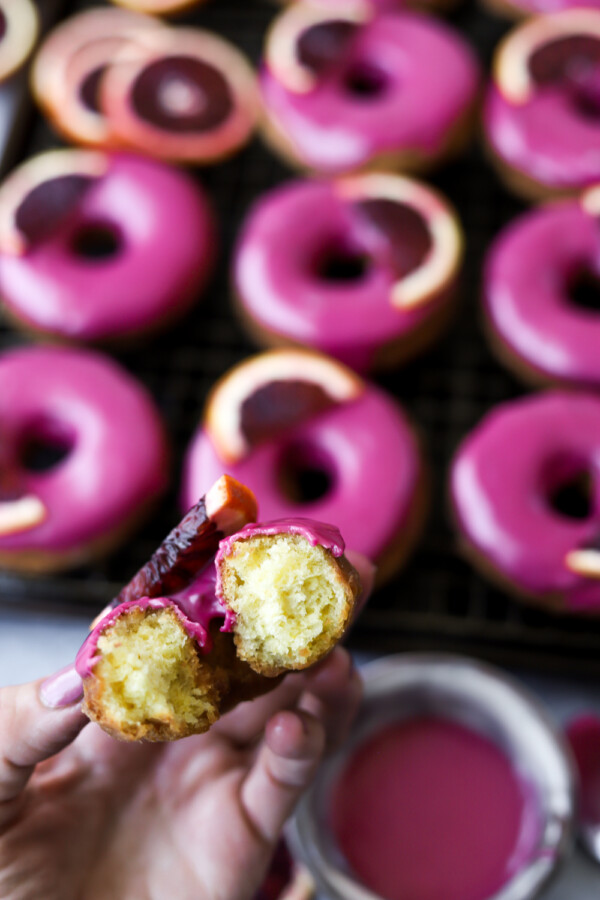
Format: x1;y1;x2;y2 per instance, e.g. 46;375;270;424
40;665;83;709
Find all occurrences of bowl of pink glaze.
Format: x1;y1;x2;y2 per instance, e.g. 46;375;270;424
289;654;575;900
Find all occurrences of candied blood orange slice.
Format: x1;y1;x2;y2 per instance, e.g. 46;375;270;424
0;0;38;84
204;350;363;464
494;10;600;105
100;27;259;164
335;173;463;310
264;0;369;94
115;475;257;605
0;149;108;255
31;8;160;147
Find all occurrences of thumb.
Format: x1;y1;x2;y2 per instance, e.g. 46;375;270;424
0;666;86;824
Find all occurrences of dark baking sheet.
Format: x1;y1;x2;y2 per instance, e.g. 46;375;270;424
2;0;599;677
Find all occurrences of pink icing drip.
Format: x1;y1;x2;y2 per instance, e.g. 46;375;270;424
0;345;167;553
234;179;448;373
182;385;421;564
484;200;600;388
75;597;210;678
0;154;215;341
330;718;540;900
451;391;600;608
260;12;479;174
485;83;600;192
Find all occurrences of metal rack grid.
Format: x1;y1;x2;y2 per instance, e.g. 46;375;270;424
3;0;600;677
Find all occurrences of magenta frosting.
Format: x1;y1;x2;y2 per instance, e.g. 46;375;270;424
234;178;450;372
484;199;600;388
182;385;421;564
0;154;215;342
260;11;479;174
485;81;600;193
0;345;167;554
451;391;600;610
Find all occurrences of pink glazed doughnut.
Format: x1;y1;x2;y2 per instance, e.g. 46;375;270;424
485;11;600;200
181;350;427;585
234;173;464;373
0;150;215;344
484;186;600;389
260;3;480;175
0;345;168;574
451;391;600;612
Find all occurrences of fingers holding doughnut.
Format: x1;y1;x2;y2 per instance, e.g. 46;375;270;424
0;672;86;826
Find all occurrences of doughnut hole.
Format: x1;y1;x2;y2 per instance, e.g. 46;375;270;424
17;417;75;473
92;606;219;738
219;533;353;674
313;240;370;283
70;221;123;261
542;454;594;520
342;61;389;99
277;440;335;503
567;267;600;313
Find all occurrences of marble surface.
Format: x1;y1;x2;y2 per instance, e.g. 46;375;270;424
1;606;600;898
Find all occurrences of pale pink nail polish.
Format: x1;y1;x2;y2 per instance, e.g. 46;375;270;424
40;665;83;709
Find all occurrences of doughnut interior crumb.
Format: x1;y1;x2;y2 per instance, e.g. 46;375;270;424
91;607;218;740
219;534;354;674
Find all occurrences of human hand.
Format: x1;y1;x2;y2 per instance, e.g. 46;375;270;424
0;647;361;900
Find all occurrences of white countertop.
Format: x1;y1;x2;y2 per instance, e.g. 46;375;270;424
1;607;599;898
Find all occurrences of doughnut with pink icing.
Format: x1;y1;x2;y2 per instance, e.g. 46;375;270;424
0;150;215;343
484;186;600;389
485;11;600;200
451;391;600;612
0;345;168;573
259;3;480;175
234;173;464;373
181;349;427;585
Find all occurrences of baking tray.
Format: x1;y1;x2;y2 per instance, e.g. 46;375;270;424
2;0;600;678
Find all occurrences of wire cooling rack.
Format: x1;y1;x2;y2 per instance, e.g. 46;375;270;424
2;0;600;677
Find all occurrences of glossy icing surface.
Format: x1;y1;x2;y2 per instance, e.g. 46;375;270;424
77;517;343;674
485;199;600;387
330;717;540;900
235;178;449;372
0;345;167;554
451;391;600;608
485;64;600;192
182;385;421;562
261;12;479;173
0;154;215;341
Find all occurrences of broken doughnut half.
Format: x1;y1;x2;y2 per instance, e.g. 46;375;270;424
76;475;360;741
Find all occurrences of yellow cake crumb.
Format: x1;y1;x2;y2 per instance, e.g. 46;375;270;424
93;607;217;736
219;534;354;673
